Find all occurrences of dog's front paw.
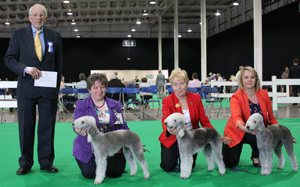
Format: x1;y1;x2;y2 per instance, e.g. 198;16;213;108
180;173;190;179
277;166;283;170
219;171;225;175
130;170;137;176
261;170;270;176
94;179;103;185
144;171;150;179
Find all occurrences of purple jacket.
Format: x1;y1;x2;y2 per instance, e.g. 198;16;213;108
72;96;129;163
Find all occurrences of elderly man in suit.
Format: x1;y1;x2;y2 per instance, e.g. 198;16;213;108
4;4;63;175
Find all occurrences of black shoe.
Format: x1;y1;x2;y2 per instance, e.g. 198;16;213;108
251;158;261;168
17;166;31;175
40;165;59;173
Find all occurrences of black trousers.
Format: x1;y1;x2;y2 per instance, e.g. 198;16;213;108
75;153;126;179
160;142;197;172
222;133;259;168
18;97;57;168
292;85;300;97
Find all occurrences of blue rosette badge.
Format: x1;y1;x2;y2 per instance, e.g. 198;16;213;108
47;41;53;53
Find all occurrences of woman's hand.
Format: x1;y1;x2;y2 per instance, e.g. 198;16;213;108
221;136;232;144
167;127;178;135
238;124;259;135
75;128;87;136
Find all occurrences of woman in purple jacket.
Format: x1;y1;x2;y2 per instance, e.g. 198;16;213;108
73;73;129;179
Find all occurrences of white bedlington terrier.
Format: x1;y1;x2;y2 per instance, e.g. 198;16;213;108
246;113;298;175
164;113;225;179
73;116;150;185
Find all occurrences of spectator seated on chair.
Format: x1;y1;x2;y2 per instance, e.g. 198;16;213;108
107;74;125;102
75;73;90;100
139;77;153;108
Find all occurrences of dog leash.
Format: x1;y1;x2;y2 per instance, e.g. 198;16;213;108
230;138;265;175
230;165;260;175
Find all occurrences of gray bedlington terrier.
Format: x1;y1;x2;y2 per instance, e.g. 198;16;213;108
73;116;150;185
164;113;225;179
246;113;298;175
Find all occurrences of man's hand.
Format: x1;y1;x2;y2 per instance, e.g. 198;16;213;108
25;67;42;79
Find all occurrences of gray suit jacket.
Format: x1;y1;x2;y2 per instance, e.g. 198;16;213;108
156;73;165;87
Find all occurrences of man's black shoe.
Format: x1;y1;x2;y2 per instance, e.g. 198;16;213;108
40;165;59;173
16;166;31;175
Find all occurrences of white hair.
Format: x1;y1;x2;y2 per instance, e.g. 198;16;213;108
29;4;48;17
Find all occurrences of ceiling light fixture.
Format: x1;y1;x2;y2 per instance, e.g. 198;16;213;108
215;9;221;16
63;0;70;3
150;1;156;5
178;34;182;38
143;10;148;16
127;34;132;38
131;27;136;32
136;19;141;24
67;9;73;16
74;29;78;32
187;28;192;32
5;20;10;25
233;1;239;6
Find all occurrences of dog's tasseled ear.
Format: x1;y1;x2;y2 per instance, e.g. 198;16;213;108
178;129;185;137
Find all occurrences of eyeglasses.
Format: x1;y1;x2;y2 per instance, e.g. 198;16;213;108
31;13;46;18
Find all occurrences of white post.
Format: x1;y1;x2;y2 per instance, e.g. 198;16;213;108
174;0;179;69
158;16;162;70
201;0;207;82
272;76;278;119
253;0;263;80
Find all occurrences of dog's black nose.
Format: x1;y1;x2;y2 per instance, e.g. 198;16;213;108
164;122;168;127
247;126;250;130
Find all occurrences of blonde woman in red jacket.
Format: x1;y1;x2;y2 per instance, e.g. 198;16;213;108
158;68;229;172
223;66;278;168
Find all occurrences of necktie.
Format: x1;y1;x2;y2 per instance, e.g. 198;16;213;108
34;30;42;61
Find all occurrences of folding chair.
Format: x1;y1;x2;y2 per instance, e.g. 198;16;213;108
59;88;79;119
140;86;161;117
200;87;222;118
0;89;6;123
167;87;174;95
122;88;142;120
187;87;198;93
106;87;122;102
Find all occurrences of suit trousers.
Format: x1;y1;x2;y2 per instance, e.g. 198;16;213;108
17;97;58;168
222;133;259;168
75;153;126;178
160;142;198;172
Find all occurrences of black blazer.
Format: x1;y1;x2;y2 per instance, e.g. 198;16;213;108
5;26;63;99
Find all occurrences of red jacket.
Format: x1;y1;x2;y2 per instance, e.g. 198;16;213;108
224;89;278;148
158;92;215;148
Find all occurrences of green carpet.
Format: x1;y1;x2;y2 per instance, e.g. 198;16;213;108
1;118;300;187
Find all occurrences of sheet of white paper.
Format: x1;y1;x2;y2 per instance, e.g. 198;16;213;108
34;71;57;88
